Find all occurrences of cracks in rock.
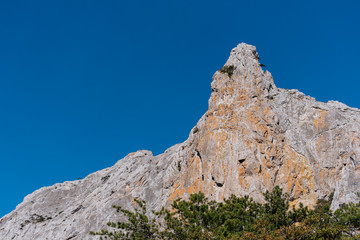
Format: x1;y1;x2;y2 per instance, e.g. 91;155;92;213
164;178;174;189
195;149;202;161
316;123;348;136
272;156;282;167
238;159;246;164
137;175;149;186
265;95;274;100
350;154;356;166
215;181;224;187
288;146;307;160
263;130;269;138
212;176;224;187
192;126;200;134
177;160;182;172
20;214;53;230
191;149;202;161
273;169;279;184
71;205;84;214
101;175;110;184
211;87;219;93
325;166;336;170
65;234;77;240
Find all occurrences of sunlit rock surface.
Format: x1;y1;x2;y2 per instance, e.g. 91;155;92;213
1;43;359;239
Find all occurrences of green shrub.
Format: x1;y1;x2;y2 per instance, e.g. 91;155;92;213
314;191;334;213
90;187;360;240
219;65;235;78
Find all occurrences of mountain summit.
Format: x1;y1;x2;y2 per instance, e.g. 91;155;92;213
1;43;360;239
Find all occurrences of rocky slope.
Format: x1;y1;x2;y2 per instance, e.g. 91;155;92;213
1;43;360;240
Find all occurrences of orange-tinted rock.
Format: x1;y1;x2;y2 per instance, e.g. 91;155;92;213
1;43;360;239
165;43;360;210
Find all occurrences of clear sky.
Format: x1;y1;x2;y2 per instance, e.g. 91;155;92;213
1;0;359;217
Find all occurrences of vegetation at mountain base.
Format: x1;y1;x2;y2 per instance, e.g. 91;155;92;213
90;186;360;240
315;191;334;213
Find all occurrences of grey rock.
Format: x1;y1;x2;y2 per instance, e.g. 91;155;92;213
1;43;359;239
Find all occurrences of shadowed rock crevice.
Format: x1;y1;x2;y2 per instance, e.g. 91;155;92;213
238;159;246;164
71;205;84;214
212;176;224;188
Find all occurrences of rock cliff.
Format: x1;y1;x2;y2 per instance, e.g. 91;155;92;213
1;43;360;240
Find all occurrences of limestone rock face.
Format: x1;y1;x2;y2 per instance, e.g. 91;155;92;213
1;43;360;239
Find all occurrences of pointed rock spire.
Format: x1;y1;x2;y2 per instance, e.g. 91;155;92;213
209;43;277;112
225;43;262;74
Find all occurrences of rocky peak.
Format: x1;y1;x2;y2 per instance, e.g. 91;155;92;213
1;43;359;240
210;43;276;112
224;43;261;72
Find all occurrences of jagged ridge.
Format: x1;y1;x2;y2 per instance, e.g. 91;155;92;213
1;43;360;240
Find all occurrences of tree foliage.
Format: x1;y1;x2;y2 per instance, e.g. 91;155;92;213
90;199;160;240
90;187;360;240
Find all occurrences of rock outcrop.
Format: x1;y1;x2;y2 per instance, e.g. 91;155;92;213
1;43;360;239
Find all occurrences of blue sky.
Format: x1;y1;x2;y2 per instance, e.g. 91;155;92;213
0;0;359;217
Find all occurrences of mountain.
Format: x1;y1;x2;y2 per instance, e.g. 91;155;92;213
1;43;360;240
